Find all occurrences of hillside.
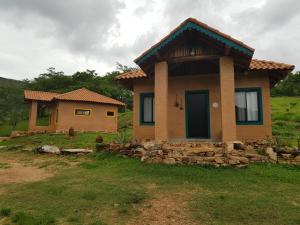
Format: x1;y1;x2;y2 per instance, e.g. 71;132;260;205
0;77;23;87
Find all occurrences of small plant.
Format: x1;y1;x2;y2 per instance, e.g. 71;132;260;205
114;130;132;144
96;135;103;143
257;148;265;155
0;208;11;217
68;127;75;137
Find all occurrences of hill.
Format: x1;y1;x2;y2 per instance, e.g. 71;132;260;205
0;77;23;87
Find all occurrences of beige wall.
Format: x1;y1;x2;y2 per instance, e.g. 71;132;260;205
133;71;272;141
28;101;119;133
55;101;118;133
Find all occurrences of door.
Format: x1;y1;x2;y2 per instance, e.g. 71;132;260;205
185;91;210;139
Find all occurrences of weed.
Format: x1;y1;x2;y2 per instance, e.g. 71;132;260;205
0;208;11;217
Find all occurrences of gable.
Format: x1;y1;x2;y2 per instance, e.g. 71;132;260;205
134;18;254;70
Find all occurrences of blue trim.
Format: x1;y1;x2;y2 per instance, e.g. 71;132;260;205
185;90;211;139
140;93;155;126
235;87;263;125
136;22;254;65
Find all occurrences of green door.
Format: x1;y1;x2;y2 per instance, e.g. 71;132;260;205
185;91;210;139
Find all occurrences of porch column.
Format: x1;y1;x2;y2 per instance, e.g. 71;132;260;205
28;101;37;131
219;56;236;142
154;61;168;142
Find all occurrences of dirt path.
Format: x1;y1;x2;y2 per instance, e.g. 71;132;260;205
127;192;197;225
0;162;54;184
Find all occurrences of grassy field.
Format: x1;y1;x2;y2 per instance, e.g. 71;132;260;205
0;149;299;225
271;97;300;146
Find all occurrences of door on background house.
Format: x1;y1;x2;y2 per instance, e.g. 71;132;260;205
185;91;210;139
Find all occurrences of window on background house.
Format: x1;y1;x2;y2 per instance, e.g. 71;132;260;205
107;111;115;117
75;109;91;116
140;93;154;125
235;88;262;124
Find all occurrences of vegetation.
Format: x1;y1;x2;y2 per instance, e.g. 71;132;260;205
0;64;135;128
271;97;300;146
271;71;300;96
0;149;299;225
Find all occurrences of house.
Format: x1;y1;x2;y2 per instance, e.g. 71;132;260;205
24;88;125;133
116;18;294;143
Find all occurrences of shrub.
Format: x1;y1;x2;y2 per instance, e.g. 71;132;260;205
114;130;132;144
0;208;11;217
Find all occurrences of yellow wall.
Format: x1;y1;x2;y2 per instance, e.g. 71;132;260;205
133;71;272;141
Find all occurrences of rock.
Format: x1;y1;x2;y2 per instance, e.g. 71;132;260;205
141;156;148;162
233;141;246;150
142;141;156;150
108;143;122;152
124;143;131;149
224;142;234;152
10;131;27;138
228;155;249;164
265;147;277;162
283;146;294;154
61;149;93;154
214;157;224;164
163;158;176;165
295;156;300;162
0;137;9;142
36;145;60;154
281;154;292;160
228;159;239;165
0;146;7;150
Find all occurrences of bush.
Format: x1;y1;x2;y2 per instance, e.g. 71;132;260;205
0;208;11;217
114;130;132;144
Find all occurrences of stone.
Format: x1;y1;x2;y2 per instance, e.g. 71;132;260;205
0;146;7;149
61;149;93;154
0;137;9;142
228;159;239;165
35;145;60;154
265;147;277;162
163;158;176;165
283;146;294;154
214;157;224;164
224;142;234;152
281;154;292;160
233;141;246;150
10;131;27;138
142;141;156;150
295;156;300;162
109;143;122;152
228;155;249;164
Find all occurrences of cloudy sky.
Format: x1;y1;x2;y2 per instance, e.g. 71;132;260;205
0;0;299;80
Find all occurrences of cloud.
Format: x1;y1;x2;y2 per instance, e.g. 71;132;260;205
0;0;298;79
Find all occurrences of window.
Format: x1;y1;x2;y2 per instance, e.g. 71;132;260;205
107;111;115;117
140;93;154;125
75;109;91;116
235;88;263;124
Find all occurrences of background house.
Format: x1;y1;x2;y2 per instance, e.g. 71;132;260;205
116;18;294;143
24;88;125;133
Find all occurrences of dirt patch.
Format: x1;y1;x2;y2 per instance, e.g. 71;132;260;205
127;192;197;225
0;162;54;184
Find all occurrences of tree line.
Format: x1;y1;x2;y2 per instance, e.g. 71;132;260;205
0;64;134;127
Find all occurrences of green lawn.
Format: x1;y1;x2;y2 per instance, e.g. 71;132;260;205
0;150;299;225
271;97;300;146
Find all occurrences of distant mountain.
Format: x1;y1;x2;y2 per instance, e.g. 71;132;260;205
0;77;23;88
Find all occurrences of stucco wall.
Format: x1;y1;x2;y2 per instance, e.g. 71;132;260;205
55;101;118;133
133;71;272;141
235;73;272;140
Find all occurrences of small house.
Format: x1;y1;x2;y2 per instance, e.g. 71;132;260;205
24;88;125;133
116;18;294;143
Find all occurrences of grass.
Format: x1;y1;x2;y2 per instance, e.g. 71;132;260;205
271;97;300;146
0;150;299;225
0;130;132;150
0;120;28;137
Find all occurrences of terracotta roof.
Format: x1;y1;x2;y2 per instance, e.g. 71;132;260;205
116;59;295;80
115;70;147;80
24;90;59;102
134;18;255;65
250;59;295;71
24;88;125;106
54;88;125;106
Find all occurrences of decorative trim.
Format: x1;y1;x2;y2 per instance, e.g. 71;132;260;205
235;87;263;125
139;93;155;126
185;90;211;139
136;21;254;65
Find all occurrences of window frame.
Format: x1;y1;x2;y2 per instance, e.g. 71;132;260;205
74;108;91;116
140;93;155;125
235;88;263;125
106;111;115;117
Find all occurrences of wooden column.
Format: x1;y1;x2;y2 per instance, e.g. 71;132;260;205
28;101;37;131
154;61;168;142
219;56;237;142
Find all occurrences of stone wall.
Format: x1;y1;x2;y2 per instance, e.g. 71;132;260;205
105;139;300;167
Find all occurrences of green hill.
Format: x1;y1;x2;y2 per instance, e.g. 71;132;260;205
0;77;23;87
